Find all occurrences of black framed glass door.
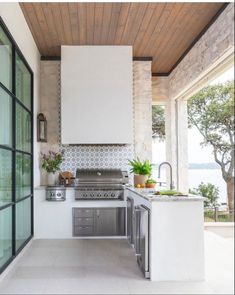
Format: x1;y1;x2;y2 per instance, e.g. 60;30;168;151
0;17;33;273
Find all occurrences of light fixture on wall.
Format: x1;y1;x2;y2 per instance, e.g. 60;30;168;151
37;113;47;142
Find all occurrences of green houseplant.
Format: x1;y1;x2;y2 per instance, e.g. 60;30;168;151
145;178;157;189
41;150;63;185
128;158;153;187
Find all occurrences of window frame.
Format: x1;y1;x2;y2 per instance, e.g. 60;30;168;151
0;16;34;274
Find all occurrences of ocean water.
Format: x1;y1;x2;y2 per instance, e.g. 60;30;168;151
188;169;227;203
152;168;227;204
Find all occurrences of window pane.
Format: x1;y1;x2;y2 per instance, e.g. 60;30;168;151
0;26;12;90
0;149;12;207
16;198;31;251
16;103;31;153
0;206;12;268
0;87;12;147
15;53;31;110
16;153;31;200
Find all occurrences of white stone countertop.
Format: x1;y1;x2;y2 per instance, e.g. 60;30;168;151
126;186;204;202
34;185;204;202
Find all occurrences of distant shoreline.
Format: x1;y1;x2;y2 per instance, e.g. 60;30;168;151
188;163;220;169
153;163;220;170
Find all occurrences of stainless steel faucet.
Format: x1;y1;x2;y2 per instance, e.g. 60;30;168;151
158;162;175;190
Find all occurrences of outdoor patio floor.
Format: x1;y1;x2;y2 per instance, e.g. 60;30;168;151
0;230;234;294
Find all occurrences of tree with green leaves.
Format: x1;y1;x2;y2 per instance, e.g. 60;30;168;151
188;80;234;212
152;105;165;141
190;182;220;208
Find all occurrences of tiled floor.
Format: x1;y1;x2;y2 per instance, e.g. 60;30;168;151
0;230;234;294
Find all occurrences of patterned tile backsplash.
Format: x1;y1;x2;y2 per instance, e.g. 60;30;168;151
60;145;134;174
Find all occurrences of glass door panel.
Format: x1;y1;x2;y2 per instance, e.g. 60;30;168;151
16;153;31;200
0;26;12;90
0;18;33;274
0;149;12;207
0;88;12;147
0;207;12;269
16;103;31;153
16;198;31;251
15;53;31;110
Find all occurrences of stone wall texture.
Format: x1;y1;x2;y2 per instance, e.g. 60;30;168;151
133;61;153;161
152;76;169;104
40;61;60;150
169;3;234;99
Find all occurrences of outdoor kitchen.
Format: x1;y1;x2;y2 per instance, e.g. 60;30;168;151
0;2;233;294
33;45;205;282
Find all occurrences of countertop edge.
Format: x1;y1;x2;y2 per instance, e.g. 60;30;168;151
126;187;205;202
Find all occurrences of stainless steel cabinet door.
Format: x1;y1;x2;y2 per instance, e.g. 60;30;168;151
137;205;150;279
134;206;141;255
95;208;125;236
127;197;134;244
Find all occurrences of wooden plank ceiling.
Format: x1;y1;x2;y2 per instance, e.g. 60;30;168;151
20;2;226;74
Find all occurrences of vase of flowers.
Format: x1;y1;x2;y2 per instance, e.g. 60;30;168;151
41;151;63;186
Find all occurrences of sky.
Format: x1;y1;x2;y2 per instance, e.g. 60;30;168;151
152;67;234;164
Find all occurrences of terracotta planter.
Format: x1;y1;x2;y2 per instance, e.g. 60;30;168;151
134;174;148;187
146;183;156;189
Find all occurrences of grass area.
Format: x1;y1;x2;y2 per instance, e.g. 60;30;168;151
204;210;234;222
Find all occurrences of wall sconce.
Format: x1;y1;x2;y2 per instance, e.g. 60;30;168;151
37;113;47;142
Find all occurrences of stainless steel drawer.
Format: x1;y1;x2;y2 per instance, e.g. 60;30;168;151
74;217;93;226
73;208;94;218
74;226;94;236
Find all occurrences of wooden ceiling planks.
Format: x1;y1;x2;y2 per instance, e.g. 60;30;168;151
20;2;226;74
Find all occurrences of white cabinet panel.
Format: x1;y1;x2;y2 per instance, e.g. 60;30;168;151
61;46;133;144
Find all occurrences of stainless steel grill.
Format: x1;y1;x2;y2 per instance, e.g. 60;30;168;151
75;169;128;200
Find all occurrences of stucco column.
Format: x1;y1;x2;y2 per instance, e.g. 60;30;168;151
176;99;189;193
133;61;152;161
165;98;177;189
165;98;189;192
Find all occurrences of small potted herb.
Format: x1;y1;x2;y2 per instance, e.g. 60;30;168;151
128;158;153;187
145;178;157;189
41;150;63;186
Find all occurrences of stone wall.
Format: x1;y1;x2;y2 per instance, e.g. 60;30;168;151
133;61;152;161
169;3;234;99
152;76;169;104
40;61;60;150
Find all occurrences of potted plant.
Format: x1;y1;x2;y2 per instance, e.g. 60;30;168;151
145;178;157;189
128;158;153;187
41;150;63;186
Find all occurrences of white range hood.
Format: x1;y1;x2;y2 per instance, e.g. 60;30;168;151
61;46;133;144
